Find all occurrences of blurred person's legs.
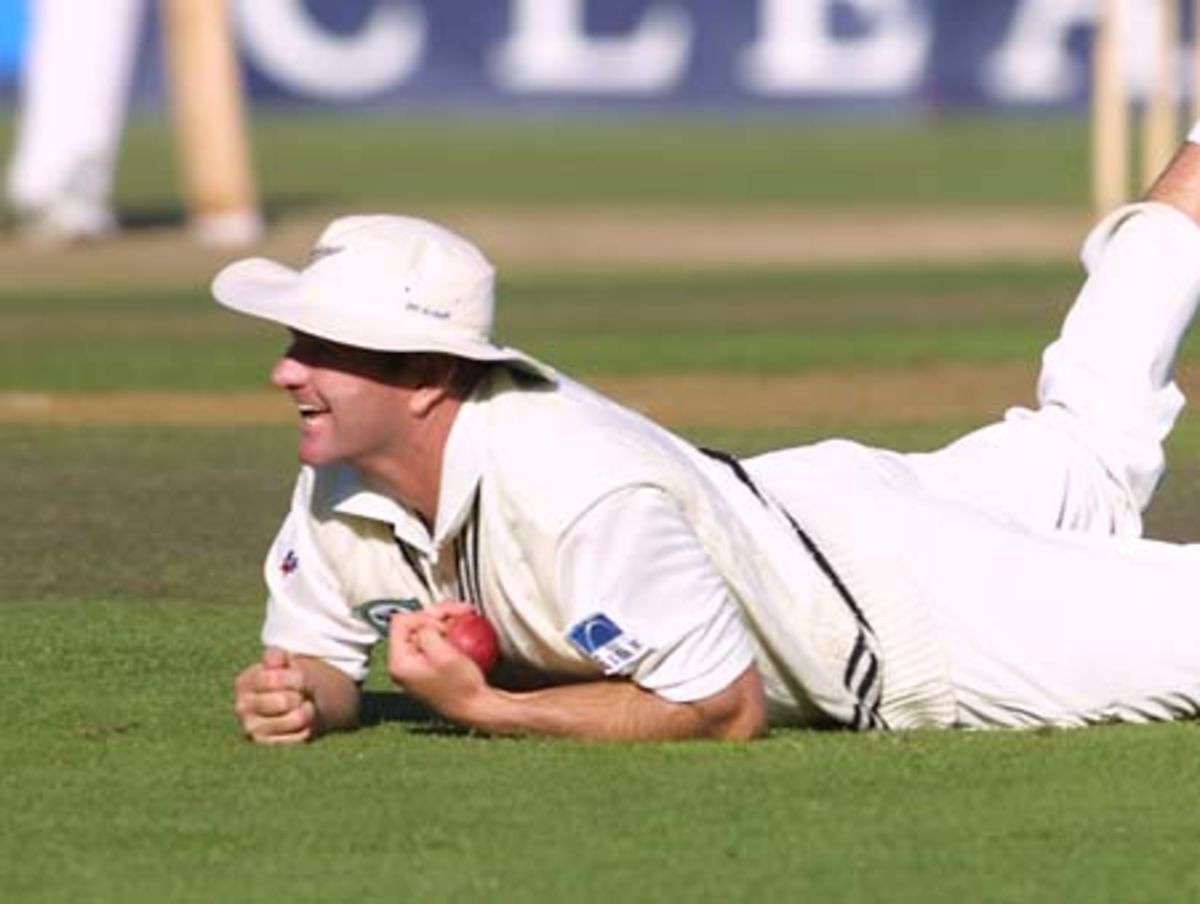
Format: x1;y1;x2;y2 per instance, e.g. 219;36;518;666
6;0;145;241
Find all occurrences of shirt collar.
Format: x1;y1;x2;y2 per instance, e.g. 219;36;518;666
326;465;432;552
325;386;485;553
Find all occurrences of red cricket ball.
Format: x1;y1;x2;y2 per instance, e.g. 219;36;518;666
445;611;500;673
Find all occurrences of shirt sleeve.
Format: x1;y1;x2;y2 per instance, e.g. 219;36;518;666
555;486;756;703
260;477;379;683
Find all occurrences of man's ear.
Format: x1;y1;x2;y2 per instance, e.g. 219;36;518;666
407;357;458;418
408;382;449;418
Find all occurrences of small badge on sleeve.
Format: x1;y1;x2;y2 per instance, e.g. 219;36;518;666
567;613;649;675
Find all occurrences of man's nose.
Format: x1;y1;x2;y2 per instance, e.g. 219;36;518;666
270;355;306;388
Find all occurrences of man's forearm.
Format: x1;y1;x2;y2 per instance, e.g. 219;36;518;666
387;616;768;741
460;667;767;741
295;655;362;735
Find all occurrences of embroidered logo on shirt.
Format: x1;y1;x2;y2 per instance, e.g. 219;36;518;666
353;598;422;637
280;550;299;576
567;613;649;675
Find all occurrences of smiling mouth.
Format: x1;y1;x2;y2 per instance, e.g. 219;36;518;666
297;404;328;421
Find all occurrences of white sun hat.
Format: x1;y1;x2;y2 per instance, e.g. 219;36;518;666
211;214;554;381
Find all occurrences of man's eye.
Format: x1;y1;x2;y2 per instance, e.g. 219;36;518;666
302;340;344;364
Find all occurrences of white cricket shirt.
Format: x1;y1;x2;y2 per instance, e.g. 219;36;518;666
261;390;756;703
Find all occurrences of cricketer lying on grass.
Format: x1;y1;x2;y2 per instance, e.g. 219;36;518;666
225;126;1200;743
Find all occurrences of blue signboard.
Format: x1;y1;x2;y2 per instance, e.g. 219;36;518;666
0;1;1181;113
0;0;26;80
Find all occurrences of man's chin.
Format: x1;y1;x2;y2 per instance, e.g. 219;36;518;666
296;442;338;468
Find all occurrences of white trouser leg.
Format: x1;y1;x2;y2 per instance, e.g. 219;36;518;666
779;205;1200;727
897;494;1200;728
756;441;1200;729
6;0;145;218
901;202;1200;537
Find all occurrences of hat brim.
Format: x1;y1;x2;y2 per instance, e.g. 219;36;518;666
212;257;555;382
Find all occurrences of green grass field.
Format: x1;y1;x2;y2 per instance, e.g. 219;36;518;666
5;116;1200;902
113;113;1093;211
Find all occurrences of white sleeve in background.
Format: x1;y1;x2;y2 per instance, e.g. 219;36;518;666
556;486;756;703
261;502;379;683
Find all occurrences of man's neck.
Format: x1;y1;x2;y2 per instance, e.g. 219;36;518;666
361;397;462;531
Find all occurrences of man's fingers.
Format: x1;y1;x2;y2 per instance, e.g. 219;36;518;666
234;654;304;699
257;666;307;694
388;608;443;639
428;599;476;620
415;625;485;678
262;646;291;670
389;602;480;640
233;662;260;696
253;689;306;718
387;620;430;681
237;661;307;693
233;654;315;742
243;700;316;743
386;621;489;718
387;623;468;686
233;685;303;722
415;624;465;662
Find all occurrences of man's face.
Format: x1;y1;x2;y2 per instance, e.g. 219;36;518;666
271;331;415;470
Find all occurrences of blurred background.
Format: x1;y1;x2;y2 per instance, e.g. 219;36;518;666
0;0;1163;120
0;0;1184;258
0;1;1126;119
4;0;1200;533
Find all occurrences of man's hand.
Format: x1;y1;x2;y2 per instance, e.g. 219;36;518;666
233;647;318;743
387;601;494;723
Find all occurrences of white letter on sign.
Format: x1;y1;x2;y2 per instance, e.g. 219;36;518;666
740;0;931;96
234;0;426;101
981;0;1096;103
490;0;692;94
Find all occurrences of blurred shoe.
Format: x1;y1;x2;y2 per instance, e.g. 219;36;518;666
10;197;117;246
191;208;264;247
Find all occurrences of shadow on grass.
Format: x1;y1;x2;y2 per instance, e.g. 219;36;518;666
360;691;471;737
117;194;331;233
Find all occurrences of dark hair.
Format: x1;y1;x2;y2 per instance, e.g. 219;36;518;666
381;352;490;399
